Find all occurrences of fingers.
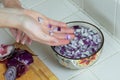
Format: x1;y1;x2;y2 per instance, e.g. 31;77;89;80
37;17;75;39
45;26;75;40
52;27;74;34
20;34;32;45
40;33;73;46
16;30;22;42
53;33;75;40
41;33;59;43
48;19;67;27
38;24;75;46
45;34;74;46
47;39;70;46
27;37;32;45
12;29;32;45
21;35;28;44
44;25;74;38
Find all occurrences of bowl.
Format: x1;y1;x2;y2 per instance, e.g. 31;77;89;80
51;21;104;69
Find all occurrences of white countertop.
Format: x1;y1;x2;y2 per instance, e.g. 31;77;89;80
1;0;120;80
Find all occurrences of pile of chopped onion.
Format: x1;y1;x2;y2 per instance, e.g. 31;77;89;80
54;25;102;59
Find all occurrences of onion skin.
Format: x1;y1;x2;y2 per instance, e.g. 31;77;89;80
6;58;26;78
11;48;33;65
0;44;34;79
4;66;17;80
6;48;34;78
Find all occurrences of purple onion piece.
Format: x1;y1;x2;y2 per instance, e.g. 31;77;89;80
72;25;80;29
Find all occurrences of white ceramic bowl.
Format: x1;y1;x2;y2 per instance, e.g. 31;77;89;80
51;21;104;69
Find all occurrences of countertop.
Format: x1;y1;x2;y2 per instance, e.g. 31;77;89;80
1;0;120;80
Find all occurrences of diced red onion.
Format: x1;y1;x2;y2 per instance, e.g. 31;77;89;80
54;25;102;59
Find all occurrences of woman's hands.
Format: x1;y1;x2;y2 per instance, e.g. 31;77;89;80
1;0;75;46
0;8;75;46
17;9;75;46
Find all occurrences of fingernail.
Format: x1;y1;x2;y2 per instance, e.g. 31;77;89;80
66;34;71;40
16;39;19;43
22;40;25;45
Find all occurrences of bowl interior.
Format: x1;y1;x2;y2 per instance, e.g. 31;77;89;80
52;21;104;60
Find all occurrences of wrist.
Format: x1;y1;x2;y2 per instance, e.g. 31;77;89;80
0;13;18;28
0;8;30;30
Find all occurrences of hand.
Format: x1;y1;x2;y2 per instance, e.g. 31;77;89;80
0;8;75;46
9;28;32;45
17;9;75;46
1;0;33;45
2;0;75;46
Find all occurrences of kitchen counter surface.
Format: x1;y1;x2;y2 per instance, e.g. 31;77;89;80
1;0;120;80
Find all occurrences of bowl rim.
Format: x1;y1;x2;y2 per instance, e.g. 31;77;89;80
51;21;104;60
